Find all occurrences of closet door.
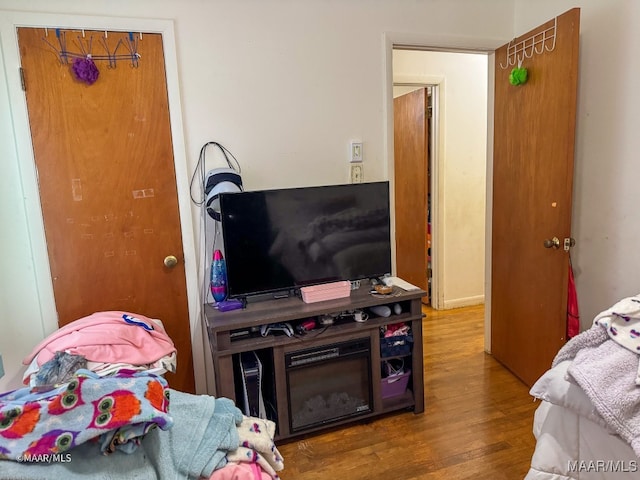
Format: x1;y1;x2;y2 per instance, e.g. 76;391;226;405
17;28;195;393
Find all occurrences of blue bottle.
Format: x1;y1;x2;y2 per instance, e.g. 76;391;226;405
210;249;227;302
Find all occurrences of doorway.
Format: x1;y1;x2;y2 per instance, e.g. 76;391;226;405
391;48;488;312
387;10;579;374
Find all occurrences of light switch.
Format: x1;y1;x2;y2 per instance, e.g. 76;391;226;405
350;141;363;162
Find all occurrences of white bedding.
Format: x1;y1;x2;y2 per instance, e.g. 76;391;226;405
526;361;639;479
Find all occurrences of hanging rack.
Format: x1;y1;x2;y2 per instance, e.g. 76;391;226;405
499;16;557;69
42;28;142;68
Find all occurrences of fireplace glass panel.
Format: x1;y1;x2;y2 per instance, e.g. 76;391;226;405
286;338;372;432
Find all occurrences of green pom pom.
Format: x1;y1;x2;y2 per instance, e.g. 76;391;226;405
509;67;528;86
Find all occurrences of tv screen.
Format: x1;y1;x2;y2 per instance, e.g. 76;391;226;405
219;181;392;299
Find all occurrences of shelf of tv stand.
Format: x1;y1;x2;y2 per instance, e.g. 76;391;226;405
204;281;426;441
207;285;421;348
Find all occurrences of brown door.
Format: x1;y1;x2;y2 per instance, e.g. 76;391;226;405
491;8;580;387
393;88;429;303
17;28;195;393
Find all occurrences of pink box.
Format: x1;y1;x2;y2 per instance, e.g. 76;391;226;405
300;281;351;303
381;370;411;399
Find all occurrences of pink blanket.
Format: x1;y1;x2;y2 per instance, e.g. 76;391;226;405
23;311;176;368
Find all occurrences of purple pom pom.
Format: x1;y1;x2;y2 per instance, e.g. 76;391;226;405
71;57;99;85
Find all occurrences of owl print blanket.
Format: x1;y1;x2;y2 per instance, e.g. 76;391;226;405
0;369;172;461
0;388;243;480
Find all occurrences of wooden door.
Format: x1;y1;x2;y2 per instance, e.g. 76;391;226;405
491;9;580;387
17;28;195;393
393;88;429;303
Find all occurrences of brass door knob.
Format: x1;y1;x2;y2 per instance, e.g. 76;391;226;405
543;237;560;249
164;255;178;268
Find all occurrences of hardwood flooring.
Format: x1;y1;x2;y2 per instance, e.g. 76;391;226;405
277;304;538;480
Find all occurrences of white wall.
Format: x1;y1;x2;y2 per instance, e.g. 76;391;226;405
0;38;49;389
393;50;487;309
514;0;640;328
0;0;515;393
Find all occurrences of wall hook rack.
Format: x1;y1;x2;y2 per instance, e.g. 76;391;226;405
42;28;142;69
500;16;557;69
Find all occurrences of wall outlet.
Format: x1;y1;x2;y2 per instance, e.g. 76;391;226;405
350;163;363;183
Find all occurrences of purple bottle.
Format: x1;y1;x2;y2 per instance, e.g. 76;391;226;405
210;249;227;302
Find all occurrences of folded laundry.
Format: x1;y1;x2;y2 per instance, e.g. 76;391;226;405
32;351;87;387
0;369;172;460
593;294;640;354
23;351;178;388
0;388;244;479
23;311;176;371
86;351;177;378
226;416;284;475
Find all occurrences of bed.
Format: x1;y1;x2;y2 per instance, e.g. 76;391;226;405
526;295;640;479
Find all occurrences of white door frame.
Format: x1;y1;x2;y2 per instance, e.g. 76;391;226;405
0;11;205;392
383;32;502;352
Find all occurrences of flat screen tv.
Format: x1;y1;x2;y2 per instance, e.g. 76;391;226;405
219;181;392;300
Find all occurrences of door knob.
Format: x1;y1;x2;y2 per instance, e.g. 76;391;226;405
164;255;178;268
543;237;560;249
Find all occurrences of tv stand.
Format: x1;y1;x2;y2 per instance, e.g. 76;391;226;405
204;280;426;442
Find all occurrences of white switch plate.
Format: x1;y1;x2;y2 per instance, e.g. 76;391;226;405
350;141;363;162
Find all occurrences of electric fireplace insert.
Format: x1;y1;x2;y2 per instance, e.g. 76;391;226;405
285;337;372;432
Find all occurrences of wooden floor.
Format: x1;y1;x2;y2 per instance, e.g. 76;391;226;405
277;304;538;480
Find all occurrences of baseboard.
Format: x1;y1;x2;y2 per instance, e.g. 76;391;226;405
442;295;485;310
